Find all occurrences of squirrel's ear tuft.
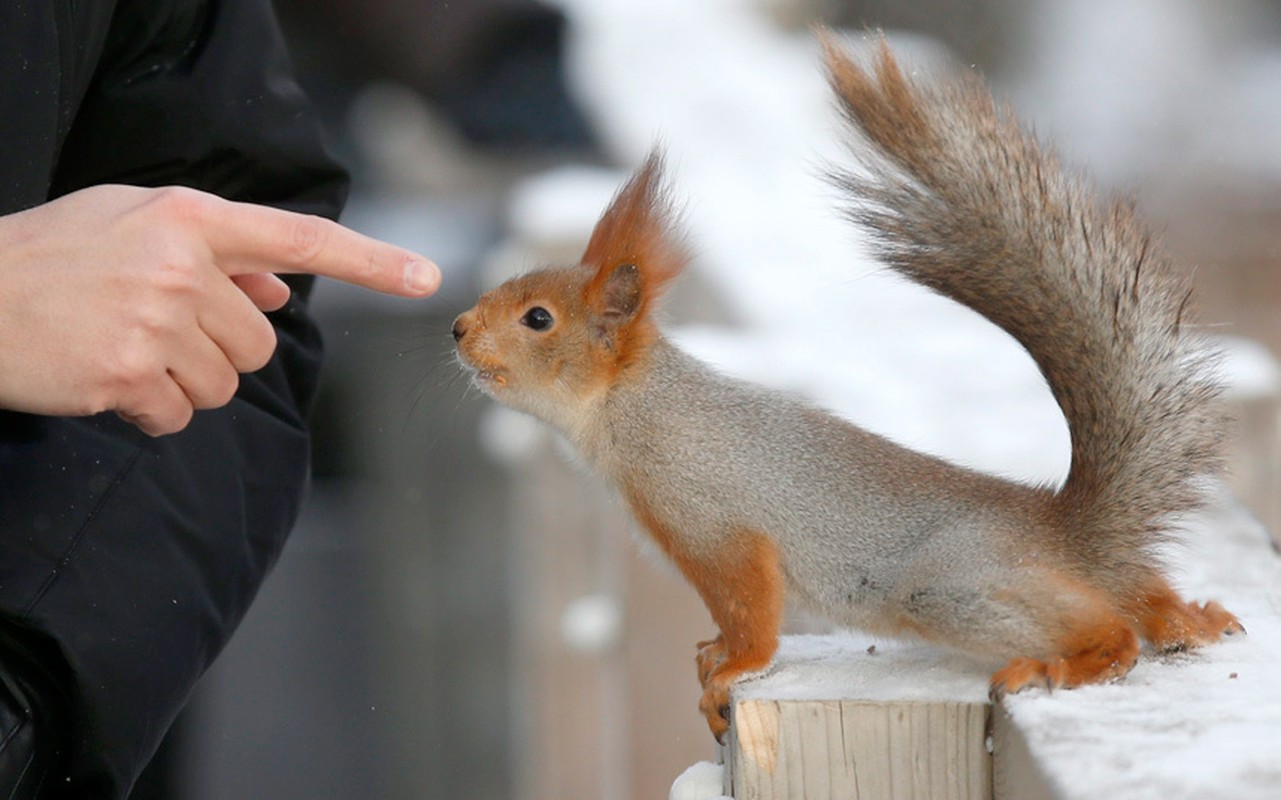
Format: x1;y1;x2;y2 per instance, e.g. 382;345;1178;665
583;149;688;322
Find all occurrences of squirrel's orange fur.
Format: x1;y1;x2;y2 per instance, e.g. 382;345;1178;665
453;33;1242;741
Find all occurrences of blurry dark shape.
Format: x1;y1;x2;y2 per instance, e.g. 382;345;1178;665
128;731;180;800
0;620;70;799
278;0;597;153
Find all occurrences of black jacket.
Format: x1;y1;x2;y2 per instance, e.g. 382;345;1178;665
0;0;345;795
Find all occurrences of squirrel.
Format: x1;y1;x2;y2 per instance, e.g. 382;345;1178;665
452;32;1244;741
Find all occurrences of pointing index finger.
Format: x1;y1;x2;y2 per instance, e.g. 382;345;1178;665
202;196;440;297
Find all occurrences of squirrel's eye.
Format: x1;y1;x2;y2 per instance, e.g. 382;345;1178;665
520;306;554;331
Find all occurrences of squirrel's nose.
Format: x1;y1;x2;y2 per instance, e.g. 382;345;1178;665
452;316;468;342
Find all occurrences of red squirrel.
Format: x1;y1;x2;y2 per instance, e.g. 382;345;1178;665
453;33;1243;741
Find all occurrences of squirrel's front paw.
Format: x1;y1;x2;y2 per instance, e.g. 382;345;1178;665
696;636;732;741
698;680;732;743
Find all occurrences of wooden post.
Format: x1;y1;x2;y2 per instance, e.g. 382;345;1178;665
723;637;994;800
989;706;1057;800
729;699;991;799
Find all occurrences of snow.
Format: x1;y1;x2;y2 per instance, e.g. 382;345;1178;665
730;634;990;706
1218;336;1281;400
669;761;729;800
505;166;625;248
1014;0;1281;185
558;592;623;654
1003;495;1281;800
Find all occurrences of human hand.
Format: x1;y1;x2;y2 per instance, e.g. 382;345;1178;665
0;184;440;435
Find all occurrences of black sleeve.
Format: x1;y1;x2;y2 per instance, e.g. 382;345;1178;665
51;0;349;415
0;3;351;794
52;0;348;217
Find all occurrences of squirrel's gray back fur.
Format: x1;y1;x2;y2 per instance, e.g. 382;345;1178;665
585;338;1063;657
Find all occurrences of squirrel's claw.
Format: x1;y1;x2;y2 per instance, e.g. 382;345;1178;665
699;681;732;742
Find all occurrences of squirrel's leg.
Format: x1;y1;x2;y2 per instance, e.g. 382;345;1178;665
681;531;785;742
627;490;785;741
695;634;725;688
989;615;1140;699
1121;577;1245;652
988;571;1140;698
880;564;1139;698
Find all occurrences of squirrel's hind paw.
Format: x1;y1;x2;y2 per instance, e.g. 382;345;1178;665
1146;598;1246;653
988;657;1053;701
1124;585;1246;653
989;623;1141;701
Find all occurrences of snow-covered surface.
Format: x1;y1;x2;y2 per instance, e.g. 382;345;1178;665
1002;494;1281;800
732;634;991;705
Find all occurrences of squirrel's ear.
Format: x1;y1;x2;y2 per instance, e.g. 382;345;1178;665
600;263;643;322
583;149;688;322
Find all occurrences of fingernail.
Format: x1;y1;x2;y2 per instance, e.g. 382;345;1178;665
404;258;441;294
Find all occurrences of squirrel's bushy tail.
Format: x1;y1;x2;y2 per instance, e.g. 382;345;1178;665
821;34;1226;581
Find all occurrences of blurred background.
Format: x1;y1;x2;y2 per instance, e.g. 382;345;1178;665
131;0;1281;798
